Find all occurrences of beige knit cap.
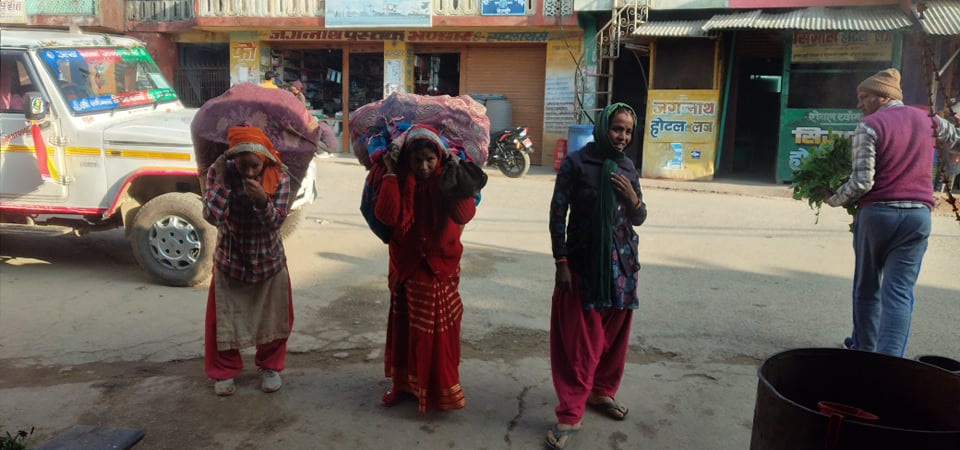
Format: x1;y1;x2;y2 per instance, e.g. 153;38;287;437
857;68;903;101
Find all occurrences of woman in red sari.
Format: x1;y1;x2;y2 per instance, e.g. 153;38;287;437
374;126;477;413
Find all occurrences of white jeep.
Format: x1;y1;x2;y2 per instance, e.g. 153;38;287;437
0;28;316;286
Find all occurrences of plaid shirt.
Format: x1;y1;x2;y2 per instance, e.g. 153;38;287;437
202;166;289;283
828;101;960;208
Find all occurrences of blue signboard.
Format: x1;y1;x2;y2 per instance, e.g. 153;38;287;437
481;0;526;16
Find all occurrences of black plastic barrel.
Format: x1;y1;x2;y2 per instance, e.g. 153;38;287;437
750;348;960;450
915;355;960;374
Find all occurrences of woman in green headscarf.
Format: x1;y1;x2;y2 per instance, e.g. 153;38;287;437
545;103;647;450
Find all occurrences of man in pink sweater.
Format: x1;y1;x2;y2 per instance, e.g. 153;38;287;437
827;68;959;357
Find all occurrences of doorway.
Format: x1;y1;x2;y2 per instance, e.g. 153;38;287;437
413;53;460;96
612;43;650;168
725;31;784;182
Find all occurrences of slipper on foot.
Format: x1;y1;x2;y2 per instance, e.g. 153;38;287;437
381;388;408;407
589;400;628;420
545;424;579;450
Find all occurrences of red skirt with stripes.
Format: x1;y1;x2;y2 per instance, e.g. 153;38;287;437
385;264;465;413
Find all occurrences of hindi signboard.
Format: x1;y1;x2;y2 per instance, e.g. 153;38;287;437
642;89;720;180
776;108;862;182
0;0;27;23
481;0;526;15
791;31;893;63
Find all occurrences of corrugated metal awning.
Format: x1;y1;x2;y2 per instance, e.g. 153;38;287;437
915;0;960;36
702;10;762;30
632;20;709;38
703;6;913;31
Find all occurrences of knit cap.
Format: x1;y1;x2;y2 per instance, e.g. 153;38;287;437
857;68;903;101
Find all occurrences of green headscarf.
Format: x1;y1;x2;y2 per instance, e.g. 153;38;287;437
592;102;637;305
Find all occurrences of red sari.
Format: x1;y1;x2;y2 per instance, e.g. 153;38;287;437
374;171;476;413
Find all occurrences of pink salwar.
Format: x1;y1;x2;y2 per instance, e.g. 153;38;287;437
204;274;294;380
550;276;633;425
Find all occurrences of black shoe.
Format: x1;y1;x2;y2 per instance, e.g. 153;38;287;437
842;337;855;349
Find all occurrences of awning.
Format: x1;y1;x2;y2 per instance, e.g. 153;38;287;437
915;0;960;36
702;6;913;31
632;20;709;38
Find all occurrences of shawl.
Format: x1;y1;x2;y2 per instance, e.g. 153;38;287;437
592;103;638;304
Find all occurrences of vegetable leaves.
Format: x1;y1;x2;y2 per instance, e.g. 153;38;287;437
790;134;858;230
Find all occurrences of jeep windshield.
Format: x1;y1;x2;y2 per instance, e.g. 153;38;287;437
38;47;177;115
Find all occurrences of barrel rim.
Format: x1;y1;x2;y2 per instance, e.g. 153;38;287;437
756;347;960;435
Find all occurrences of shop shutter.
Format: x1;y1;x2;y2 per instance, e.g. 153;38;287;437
463;46;547;165
737;31;785;59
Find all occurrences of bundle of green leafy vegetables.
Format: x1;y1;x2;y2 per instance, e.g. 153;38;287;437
790;133;858;230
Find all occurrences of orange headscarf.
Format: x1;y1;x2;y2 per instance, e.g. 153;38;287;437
227;126;284;195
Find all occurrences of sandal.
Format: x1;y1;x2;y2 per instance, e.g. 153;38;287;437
588;399;629;420
381;388;407;407
545;424;579;450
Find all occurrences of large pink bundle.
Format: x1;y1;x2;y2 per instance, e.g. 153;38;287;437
191;83;336;190
349;92;490;167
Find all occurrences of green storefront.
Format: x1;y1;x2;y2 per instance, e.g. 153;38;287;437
776;30;902;183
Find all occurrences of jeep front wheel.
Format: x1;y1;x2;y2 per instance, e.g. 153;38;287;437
130;192;216;286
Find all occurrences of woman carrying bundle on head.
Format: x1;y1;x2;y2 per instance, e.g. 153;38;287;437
201;126;294;397
373;125;477;413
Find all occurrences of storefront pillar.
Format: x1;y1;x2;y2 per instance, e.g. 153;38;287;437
342;45;350;153
229;32;269;85
384;40;414;96
544;38;582;167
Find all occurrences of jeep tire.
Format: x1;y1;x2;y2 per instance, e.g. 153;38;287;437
131;192;216;287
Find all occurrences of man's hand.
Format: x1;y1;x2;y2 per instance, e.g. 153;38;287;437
555;262;572;293
244;179;268;207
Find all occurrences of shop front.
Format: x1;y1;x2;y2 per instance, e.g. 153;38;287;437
776;30;902;182
225;29;581;164
641;37;723;180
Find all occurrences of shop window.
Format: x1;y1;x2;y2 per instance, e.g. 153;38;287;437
652;39;714;90
348;53;383;110
787;61;889;109
275;49;344;115
414;53;460;96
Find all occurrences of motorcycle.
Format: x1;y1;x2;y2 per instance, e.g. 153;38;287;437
487;126;534;178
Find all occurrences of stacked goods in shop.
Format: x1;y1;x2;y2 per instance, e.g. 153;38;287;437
191;83;336;191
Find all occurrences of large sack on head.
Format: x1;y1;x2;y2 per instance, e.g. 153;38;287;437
349;92;491;168
191;82;335;191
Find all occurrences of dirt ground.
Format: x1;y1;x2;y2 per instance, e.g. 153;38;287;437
2;158;957;449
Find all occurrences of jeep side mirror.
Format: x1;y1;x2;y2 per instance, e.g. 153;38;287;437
24;92;48;121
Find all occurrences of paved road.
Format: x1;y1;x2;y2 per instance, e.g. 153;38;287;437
1;155;958;449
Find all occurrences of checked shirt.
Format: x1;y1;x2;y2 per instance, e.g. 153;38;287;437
202;167;290;283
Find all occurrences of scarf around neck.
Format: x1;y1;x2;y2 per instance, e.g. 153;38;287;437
591;102;637;305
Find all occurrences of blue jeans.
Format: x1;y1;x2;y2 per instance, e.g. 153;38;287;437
849;204;931;357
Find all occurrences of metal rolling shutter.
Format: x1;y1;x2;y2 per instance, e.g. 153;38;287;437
463;46;547;165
